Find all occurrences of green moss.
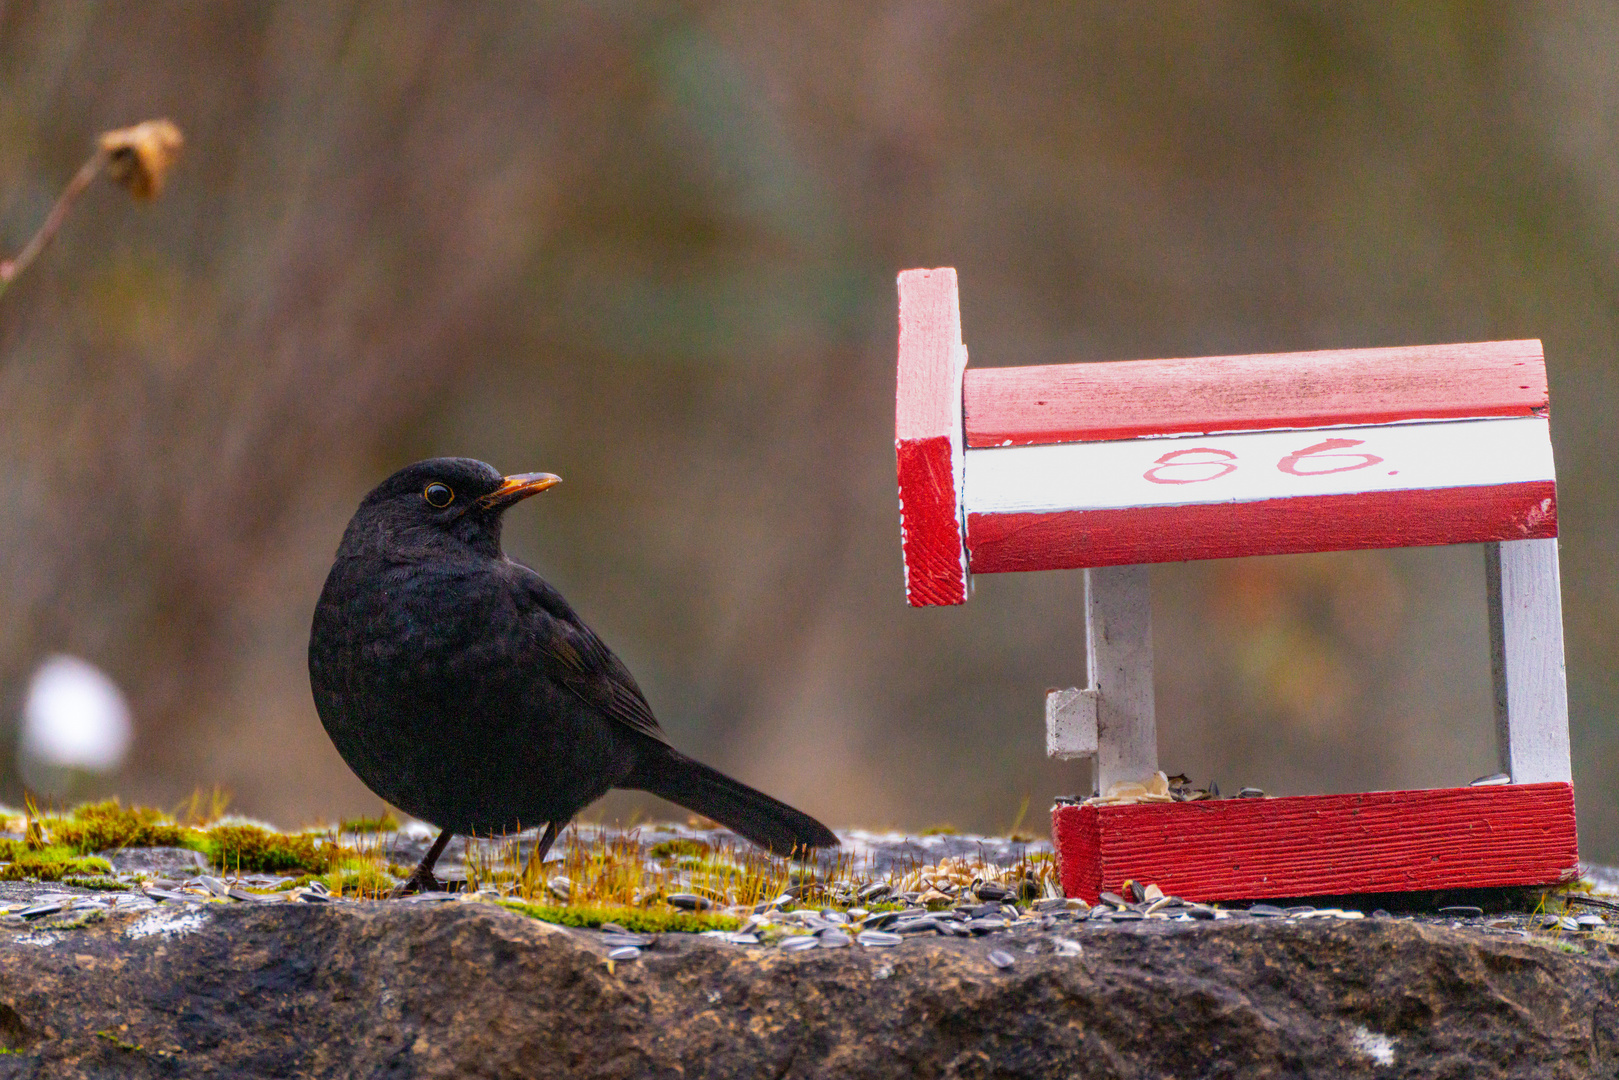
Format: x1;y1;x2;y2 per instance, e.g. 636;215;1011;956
64;876;129;891
338;813;400;834
920;824;959;836
274;874;321;891
95;1029;143;1053
205;823;333;874
0;841;113;881
498;899;741;933
47;799;193;854
40;909;106;931
649;838;711;860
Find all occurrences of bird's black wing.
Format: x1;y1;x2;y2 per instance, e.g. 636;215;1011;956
503;560;670;746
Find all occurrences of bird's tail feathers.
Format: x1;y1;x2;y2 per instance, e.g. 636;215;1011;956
626;749;838;857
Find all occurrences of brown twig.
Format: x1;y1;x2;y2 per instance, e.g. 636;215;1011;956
0;147;108;301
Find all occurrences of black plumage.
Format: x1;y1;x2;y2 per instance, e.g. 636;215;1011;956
308;457;838;891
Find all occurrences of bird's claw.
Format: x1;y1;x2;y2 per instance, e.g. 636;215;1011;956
389;869;443;898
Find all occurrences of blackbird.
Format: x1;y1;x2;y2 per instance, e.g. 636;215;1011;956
309;457;838;893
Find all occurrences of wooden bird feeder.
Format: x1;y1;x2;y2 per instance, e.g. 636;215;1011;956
894;267;1577;903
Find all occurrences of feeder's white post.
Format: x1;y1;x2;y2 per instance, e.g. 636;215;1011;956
1486;538;1571;785
1088;565;1157;793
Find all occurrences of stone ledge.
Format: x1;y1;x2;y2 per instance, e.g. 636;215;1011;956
0;899;1615;1077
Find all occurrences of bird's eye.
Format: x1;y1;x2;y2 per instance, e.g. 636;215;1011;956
423;482;455;508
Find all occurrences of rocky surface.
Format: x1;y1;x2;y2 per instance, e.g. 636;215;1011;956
0;895;1616;1078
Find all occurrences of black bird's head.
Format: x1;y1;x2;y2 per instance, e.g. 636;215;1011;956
340;457;561;560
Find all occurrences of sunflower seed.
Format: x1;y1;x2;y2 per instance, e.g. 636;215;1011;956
666;893;711;911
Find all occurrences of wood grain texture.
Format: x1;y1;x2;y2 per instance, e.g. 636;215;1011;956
968;482;1558;572
1487;539;1572;784
1053;802;1104;903
897;437;969;605
965;339;1547;448
1088;566;1157;791
896;268;963;442
1051;783;1579;903
896;268;968;605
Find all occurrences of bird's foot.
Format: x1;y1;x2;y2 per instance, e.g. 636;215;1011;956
390;828;454;899
389;868;443;898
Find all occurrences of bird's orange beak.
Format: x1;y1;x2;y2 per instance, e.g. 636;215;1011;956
477;472;562;510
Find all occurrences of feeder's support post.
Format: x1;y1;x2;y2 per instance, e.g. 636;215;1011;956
1486;538;1572;785
1088;565;1158;793
1047;566;1158;794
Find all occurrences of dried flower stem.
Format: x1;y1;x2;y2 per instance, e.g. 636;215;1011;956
0;118;182;303
0;147;109;301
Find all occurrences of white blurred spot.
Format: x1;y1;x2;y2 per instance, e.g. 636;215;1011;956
126;909;208;940
20;654;132;772
1349;1026;1396;1066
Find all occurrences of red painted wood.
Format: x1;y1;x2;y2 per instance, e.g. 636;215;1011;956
896;268;968;606
1051;783;1579;903
1052;801;1103;902
965;339;1547;448
968;481;1557;573
897;437;969;605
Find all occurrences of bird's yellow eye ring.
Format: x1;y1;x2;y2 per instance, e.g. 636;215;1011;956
423;482;455;508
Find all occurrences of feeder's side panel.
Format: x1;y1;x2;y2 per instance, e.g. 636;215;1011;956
896;268;970;606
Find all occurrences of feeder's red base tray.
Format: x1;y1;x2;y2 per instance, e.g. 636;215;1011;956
1052;782;1578;903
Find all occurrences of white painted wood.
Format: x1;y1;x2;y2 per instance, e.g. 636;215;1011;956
1486;539;1572;784
1088;565;1158;792
1045;687;1099;759
965;416;1554;515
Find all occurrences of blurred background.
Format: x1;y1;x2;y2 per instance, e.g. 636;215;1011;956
0;1;1614;853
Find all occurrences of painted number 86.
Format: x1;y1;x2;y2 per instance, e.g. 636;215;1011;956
1143;438;1385;485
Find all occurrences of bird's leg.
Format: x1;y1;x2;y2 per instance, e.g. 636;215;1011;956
392;828;453;897
521;820;564;885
